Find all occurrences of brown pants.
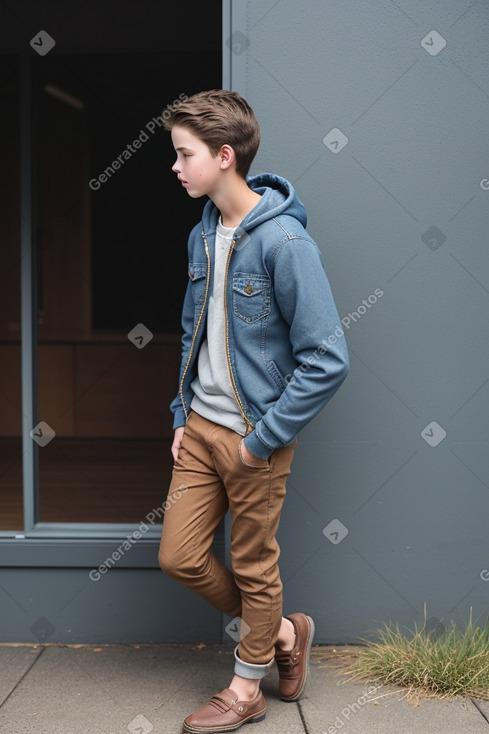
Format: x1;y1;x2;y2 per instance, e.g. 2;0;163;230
158;410;296;674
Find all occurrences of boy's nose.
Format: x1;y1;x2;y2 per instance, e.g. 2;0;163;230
172;161;180;173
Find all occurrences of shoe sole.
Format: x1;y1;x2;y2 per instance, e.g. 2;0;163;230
182;710;266;733
280;614;315;702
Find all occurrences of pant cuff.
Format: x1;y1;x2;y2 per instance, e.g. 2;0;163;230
233;646;274;679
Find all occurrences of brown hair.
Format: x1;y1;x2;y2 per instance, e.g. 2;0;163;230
162;89;260;178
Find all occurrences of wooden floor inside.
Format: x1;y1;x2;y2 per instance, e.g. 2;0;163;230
0;438;173;529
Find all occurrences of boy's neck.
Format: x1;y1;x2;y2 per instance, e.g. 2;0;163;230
211;174;262;229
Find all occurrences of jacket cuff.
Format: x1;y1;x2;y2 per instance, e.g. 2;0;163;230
172;408;186;430
243;429;274;460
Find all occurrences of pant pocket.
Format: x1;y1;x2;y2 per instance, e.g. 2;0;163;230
237;439;270;470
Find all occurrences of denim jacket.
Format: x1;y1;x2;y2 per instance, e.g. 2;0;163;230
170;173;349;459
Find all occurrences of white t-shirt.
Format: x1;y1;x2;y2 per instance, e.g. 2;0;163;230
190;217;247;436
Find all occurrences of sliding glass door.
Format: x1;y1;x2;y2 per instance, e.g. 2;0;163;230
0;0;222;544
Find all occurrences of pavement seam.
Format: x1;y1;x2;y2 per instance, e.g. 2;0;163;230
297;699;310;733
470;698;489;725
0;645;45;709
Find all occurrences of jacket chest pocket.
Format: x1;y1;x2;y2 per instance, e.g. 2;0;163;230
188;263;207;308
232;273;271;323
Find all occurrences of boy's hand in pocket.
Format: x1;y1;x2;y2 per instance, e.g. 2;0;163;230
239;439;268;467
172;426;185;463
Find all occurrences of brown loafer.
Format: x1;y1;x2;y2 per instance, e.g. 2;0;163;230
182;688;266;733
274;613;315;701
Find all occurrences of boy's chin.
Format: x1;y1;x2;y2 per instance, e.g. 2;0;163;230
186;189;206;199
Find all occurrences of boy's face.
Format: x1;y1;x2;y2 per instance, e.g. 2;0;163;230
171;125;223;199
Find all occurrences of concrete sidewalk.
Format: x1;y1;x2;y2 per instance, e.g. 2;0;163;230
0;644;488;734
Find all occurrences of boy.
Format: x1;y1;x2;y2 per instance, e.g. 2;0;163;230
158;90;349;733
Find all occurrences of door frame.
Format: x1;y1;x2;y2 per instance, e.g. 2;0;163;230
1;3;233;570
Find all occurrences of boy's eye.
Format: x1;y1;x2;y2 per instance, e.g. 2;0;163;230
183;154;191;158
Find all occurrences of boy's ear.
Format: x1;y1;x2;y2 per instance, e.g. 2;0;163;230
219;144;236;170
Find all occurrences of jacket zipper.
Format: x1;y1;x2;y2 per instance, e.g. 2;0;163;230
223;238;254;434
178;232;211;420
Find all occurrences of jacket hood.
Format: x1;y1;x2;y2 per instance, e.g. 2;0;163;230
201;173;307;237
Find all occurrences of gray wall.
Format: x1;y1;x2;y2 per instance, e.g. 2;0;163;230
227;0;489;642
2;1;488;647
0;567;221;645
